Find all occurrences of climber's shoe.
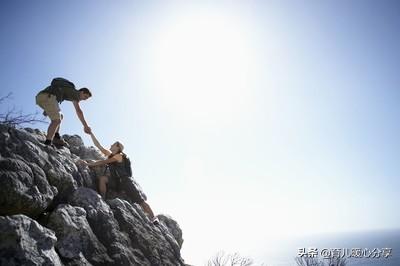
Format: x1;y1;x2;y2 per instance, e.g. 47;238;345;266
52;137;68;147
152;217;160;226
43;139;55;148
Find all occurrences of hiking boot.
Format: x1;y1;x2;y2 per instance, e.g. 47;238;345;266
43;140;55;148
152;217;160;226
52;137;67;146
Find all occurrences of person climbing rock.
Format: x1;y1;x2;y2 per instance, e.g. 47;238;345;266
35;77;92;147
81;131;159;225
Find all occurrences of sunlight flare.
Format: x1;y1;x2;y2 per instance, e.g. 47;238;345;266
150;11;257;124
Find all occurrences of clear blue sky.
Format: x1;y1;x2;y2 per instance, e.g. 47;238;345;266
1;1;400;264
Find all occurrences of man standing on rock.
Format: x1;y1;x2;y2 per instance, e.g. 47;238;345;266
36;77;92;146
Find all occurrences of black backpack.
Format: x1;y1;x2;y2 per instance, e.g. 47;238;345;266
122;154;132;177
51;77;75;89
108;153;133;179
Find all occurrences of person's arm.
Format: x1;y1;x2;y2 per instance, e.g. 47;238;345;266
88;156;118;167
90;132;111;156
73;101;91;133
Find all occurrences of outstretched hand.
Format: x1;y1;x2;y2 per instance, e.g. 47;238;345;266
78;160;94;168
84;125;92;134
77;160;88;166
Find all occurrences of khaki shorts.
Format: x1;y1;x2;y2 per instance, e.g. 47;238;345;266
35;93;61;120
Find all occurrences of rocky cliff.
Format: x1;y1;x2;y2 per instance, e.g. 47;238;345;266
0;125;186;266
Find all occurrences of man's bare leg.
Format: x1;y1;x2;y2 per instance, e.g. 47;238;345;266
46;119;61;142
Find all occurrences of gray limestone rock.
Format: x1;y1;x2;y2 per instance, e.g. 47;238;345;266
47;204;112;266
0;158;57;217
0;214;63;266
0;126;186;266
63;134;104;160
158;214;184;248
109;198;185;266
69;188;150;266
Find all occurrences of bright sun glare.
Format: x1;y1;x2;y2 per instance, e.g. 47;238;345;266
150;11;257;124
